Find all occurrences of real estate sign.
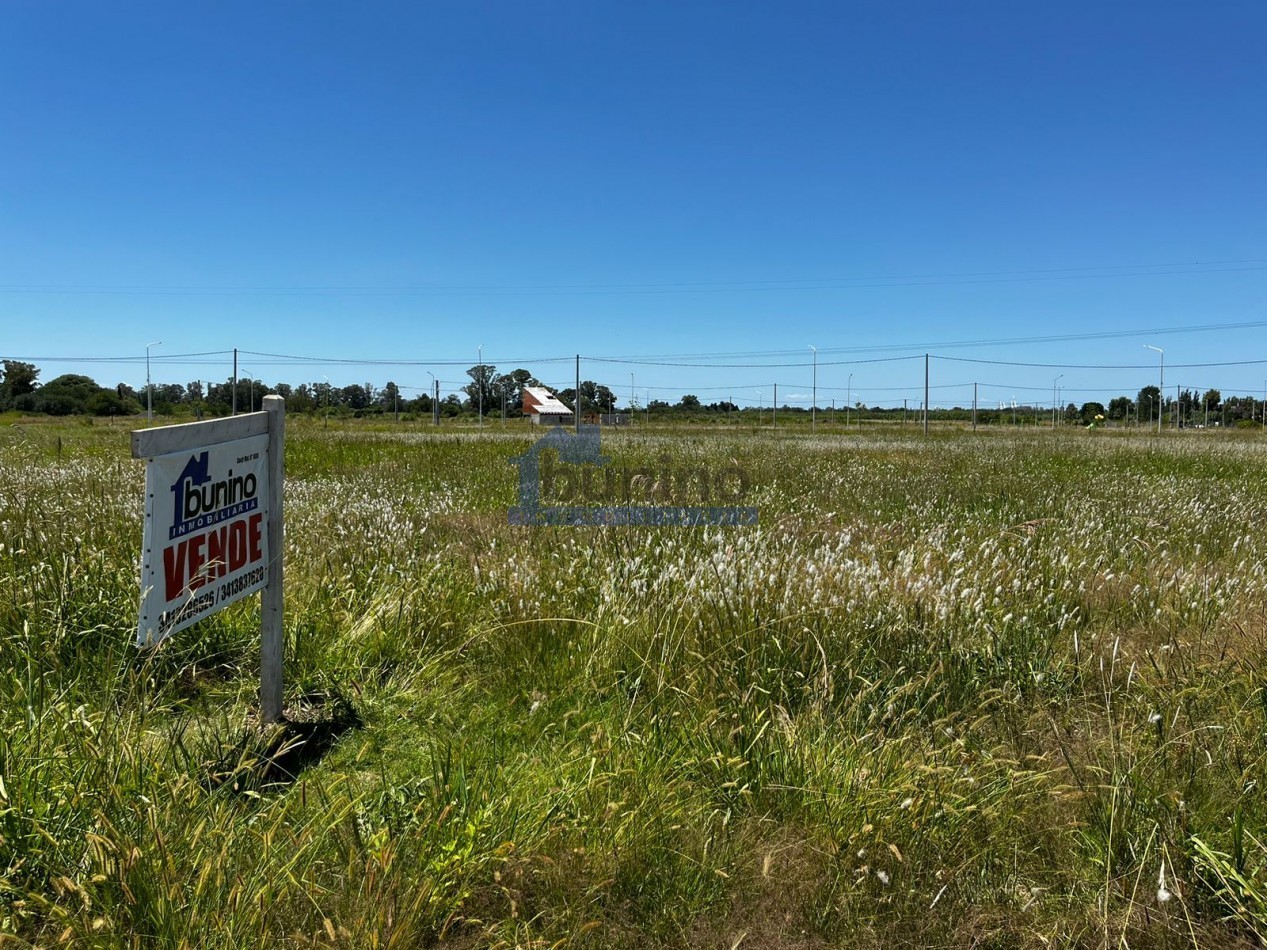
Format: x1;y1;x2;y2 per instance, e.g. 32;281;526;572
133;400;287;722
138;433;270;645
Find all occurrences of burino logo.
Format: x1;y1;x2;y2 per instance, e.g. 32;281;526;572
169;451;260;540
508;425;758;526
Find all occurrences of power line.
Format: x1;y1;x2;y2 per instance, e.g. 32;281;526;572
938;354;1267;370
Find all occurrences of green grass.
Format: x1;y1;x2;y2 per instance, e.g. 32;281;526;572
3;420;1267;946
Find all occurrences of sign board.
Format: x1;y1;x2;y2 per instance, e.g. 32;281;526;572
138;433;270;645
133;398;286;722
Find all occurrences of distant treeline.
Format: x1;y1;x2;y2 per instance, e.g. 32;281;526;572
0;360;1259;427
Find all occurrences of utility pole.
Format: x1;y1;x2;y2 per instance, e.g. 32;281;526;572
773;383;777;427
1145;345;1163;433
847;373;852;431
145;340;162;424
575;354;580;434
478;344;484;429
809;345;817;433
1052;374;1063;428
972;382;977;431
923;354;929;435
232;347;238;416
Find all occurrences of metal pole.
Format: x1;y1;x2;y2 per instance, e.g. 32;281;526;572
1144;345;1163;433
575;354;580;434
809;345;817;432
923;354;929;435
145;340;162;424
478;344;483;428
847;372;852;431
232;347;238;416
973;382;977;431
1052;374;1063;428
773;383;777;427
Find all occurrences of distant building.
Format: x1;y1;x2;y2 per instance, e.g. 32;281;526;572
522;386;574;426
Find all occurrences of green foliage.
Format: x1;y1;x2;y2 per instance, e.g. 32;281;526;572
3;422;1267;944
0;360;39;409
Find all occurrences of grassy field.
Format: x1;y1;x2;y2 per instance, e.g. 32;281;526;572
2;415;1267;947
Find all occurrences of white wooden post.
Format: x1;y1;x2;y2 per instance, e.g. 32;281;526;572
260;395;285;722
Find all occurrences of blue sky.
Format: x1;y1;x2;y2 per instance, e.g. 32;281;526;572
3;1;1265;409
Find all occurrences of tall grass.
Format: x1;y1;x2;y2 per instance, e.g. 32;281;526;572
2;419;1266;945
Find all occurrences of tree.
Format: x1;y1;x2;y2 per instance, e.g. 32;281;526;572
29;374;104;415
1203;389;1221;411
1079;401;1106;425
577;380;616;413
496;369;540;412
1137;386;1161;424
154;383;185;412
562;381;617;416
677;394;701;410
1107;396;1133;420
311;381;336;412
86;389;137;416
0;360;39;408
381;381;401;415
340;383;374;411
463;364;498;415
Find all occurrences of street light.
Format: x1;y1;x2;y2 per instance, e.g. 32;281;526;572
809;345;817;432
145;341;162;423
1144;345;1164;433
1052;374;1063;428
426;371;438;426
240;367;255;412
322;374;330;429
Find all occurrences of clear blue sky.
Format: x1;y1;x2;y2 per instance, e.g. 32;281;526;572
3;1;1265;409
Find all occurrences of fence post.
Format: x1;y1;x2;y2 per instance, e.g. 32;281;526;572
261;395;285;723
